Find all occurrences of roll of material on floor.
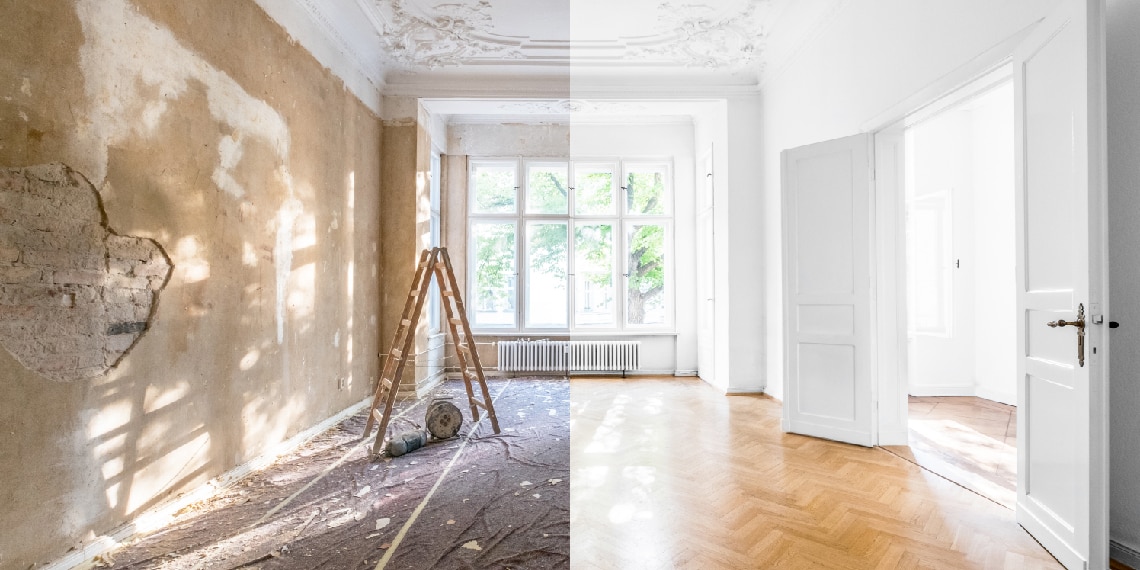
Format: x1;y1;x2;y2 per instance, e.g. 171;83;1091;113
426;400;463;439
387;429;429;457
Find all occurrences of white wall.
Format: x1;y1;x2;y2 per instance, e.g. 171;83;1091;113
907;111;977;396
1108;0;1140;562
760;0;1060;400
905;84;1016;404
969;85;1017;406
691;97;766;393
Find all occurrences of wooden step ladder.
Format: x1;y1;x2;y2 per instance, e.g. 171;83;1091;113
363;247;500;454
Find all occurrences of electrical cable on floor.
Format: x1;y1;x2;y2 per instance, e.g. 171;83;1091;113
249;394;431;528
374;379;514;570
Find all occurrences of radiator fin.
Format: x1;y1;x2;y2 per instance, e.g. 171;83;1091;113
497;340;640;372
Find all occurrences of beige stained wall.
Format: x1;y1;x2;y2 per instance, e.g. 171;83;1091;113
379;102;442;396
0;0;383;567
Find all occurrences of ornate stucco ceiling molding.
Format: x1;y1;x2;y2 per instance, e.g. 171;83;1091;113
370;0;771;72
378;0;525;69
631;1;770;70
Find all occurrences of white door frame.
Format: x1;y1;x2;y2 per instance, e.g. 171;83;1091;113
871;63;1016;445
867;2;1109;566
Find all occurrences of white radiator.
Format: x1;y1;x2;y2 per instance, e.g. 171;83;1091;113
497;340;640;373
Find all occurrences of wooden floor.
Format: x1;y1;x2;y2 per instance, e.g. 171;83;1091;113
570;377;1061;570
885;396;1017;508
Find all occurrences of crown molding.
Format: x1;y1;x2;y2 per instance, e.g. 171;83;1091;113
254;0;385;115
370;0;771;72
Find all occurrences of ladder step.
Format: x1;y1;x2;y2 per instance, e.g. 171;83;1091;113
409;291;420;297
442;291;454;297
449;318;463;325
381;377;393;389
401;319;411;326
391;349;402;359
372;408;384;422
458;343;470;352
470;398;488;410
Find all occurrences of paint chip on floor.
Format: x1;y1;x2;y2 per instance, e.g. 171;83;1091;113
461;540;482;551
376;517;391;530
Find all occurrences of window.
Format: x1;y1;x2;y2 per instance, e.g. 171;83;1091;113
468;158;673;332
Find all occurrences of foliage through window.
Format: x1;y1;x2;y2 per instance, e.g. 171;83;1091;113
469;158;672;331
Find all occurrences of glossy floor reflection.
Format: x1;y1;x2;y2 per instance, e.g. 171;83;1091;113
886;396;1017;508
570;376;1060;570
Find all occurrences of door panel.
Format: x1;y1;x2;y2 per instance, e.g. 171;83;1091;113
782;134;874;446
1014;0;1107;567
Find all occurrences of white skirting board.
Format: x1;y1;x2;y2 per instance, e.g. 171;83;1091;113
1112;540;1140;570
907;385;976;397
43;397;371;570
908;385;1017;406
974;386;1017;406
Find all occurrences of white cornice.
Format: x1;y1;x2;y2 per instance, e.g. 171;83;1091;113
254;0;385;115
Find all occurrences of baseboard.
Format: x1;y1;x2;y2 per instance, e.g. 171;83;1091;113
44;397;371;570
907;385;975;397
673;370;698;377
975;386;1017;406
877;428;910;446
725;387;766;395
1112;540;1140;570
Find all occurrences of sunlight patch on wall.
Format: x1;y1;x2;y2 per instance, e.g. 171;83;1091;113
74;0;292;198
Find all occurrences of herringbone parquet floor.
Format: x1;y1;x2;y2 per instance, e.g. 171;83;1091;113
569;377;1062;570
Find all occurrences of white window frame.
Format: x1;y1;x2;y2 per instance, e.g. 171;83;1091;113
467;156;675;334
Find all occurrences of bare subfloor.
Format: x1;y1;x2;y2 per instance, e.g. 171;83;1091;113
885;396;1017;508
103;377;570;570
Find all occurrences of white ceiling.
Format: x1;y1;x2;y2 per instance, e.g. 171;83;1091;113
260;0;847;116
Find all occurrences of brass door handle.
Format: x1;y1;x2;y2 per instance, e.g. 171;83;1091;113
1047;303;1086;367
1047;318;1085;329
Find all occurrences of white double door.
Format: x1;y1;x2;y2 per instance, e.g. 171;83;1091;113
780;0;1108;567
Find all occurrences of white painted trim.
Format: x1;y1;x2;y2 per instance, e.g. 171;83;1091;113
445;114;694;126
42;398;371;570
724;387;765;395
859;19;1041;133
1111;540;1140;570
877;428;909;447
975;386;1017;407
381;78;760;100
906;385;976;397
673;370;698;376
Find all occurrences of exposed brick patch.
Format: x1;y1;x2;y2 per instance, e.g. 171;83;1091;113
0;163;172;382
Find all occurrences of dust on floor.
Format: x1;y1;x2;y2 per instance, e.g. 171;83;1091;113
103;377;570;570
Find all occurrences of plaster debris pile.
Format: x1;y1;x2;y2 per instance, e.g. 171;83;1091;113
0;163;172;382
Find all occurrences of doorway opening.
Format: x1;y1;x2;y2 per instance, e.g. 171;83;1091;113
888;76;1018;508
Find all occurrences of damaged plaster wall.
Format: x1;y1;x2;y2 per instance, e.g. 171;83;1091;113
0;163;172;382
0;0;382;567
